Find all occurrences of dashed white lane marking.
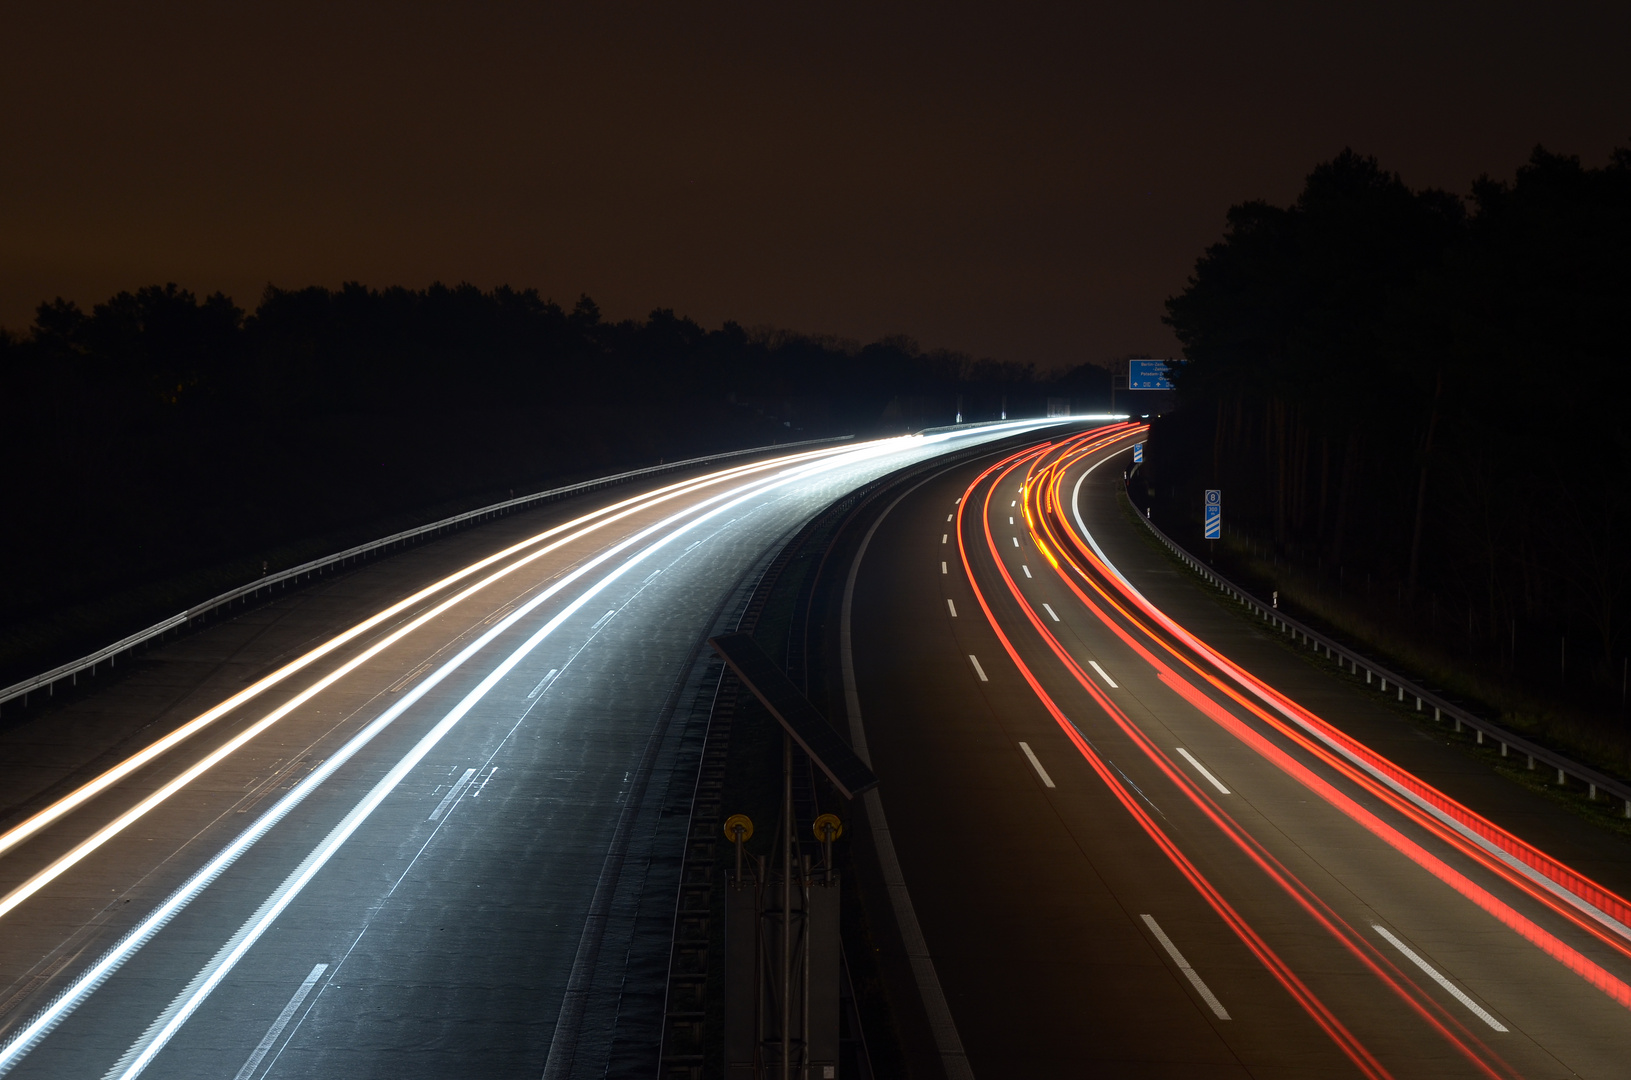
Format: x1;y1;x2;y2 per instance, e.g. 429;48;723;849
1011;537;1019;548
947;514;953;522
968;655;989;682
1087;660;1117;688
1022;564;1032;578
942;534;948;544
1042;603;1060;622
1372;926;1507;1031
947;598;958;618
429;769;477;820
231;963;328;1080
1018;742;1055;788
1009;516;1014;525
1176;748;1229;795
941;561;948;574
1141;915;1230;1020
527;669;560;698
1011;500;1016;507
591;609;615;630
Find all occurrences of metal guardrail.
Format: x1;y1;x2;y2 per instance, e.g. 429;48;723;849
0;435;852;713
1133;503;1631;818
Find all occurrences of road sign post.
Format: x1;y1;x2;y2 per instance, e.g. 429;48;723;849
1204;489;1221;541
1133;442;1144;463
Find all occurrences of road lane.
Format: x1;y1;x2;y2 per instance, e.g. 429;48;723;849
0;422;1076;1078
848;426;1631;1077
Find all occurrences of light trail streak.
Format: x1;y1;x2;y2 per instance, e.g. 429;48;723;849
1035;436;1631;983
957;450;1397;1080
0;448;860;924
0;445;857;865
1;418;1075;1077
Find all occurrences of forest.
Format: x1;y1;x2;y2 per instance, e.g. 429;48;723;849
0;284;1108;681
1151;143;1631;725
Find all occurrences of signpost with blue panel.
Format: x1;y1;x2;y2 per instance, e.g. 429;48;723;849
1128;360;1175;391
1133;442;1144;463
1204;489;1221;540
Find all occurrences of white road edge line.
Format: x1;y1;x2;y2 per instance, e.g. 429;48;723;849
968;655;988;682
1018;742;1055;788
946;599;957;618
1141;914;1230;1020
1087;660;1117;688
231;963;327;1080
1373;925;1507;1032
1175;748;1229;795
844;465;976;1079
1041;603;1060;622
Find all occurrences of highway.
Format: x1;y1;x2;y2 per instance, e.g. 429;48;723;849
846;426;1631;1078
0;422;1075;1080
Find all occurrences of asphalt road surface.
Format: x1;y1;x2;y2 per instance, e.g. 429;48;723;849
847;426;1631;1079
0;422;1078;1080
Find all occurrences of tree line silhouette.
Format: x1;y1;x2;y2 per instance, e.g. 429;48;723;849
0;283;1108;680
1149;144;1631;721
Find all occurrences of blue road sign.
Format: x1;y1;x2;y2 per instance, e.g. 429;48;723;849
1128;359;1175;390
1204;489;1221;540
1133;442;1144;463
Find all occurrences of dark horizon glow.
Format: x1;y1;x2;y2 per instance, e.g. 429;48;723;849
3;1;1627;368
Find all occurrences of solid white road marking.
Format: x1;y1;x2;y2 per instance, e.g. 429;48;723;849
968;655;989;682
1176;748;1229;795
941;561;948;574
1141;914;1230;1020
231;963;328;1080
472;768;498;798
527;669;560;698
1022;564;1032;578
1042;603;1060;622
591;609;615;630
1087;660;1118;688
1373;926;1507;1031
429;769;477;820
1018;742;1055;788
947;599;957;618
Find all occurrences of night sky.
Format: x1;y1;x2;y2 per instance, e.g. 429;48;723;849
4;1;1626;369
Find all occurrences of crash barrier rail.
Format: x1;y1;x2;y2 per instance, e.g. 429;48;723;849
1132;502;1631;818
0;435;853;713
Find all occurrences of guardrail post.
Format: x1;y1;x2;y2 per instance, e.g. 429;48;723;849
1557;768;1566;785
1589;784;1597;800
1500;743;1508;757
1476;730;1483;745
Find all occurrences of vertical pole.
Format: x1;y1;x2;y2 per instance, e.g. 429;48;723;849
783;732;792;1080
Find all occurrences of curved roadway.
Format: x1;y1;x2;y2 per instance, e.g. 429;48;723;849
847;426;1631;1078
0;423;1075;1080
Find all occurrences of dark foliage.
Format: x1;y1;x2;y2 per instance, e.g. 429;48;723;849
1154;144;1631;707
0;282;1110;674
